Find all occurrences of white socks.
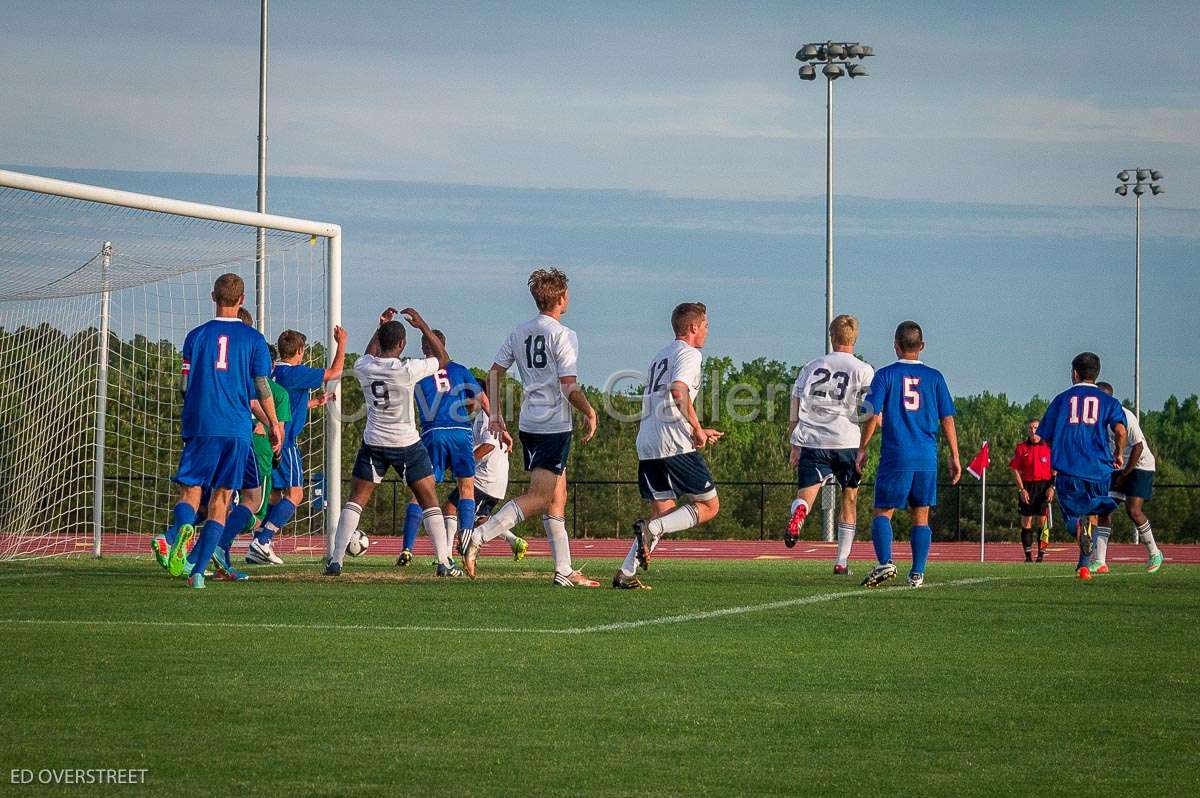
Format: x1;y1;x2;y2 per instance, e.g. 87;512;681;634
422;507;450;566
477;500;524;544
444;514;459;558
836;522;855;566
647;504;699;539
1138;521;1159;555
1092;526;1111;565
544;515;572;576
331;501;363;565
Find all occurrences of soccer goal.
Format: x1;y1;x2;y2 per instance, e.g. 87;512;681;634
0;169;342;561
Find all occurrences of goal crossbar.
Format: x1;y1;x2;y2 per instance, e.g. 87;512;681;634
0;168;343;555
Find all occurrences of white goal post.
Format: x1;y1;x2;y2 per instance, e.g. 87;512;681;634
0;168;342;559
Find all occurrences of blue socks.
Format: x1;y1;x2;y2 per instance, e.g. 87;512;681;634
458;498;476;534
190;520;225;578
255;499;297;543
165;502;196;546
871;516;893;564
910;525;932;575
222;504;256;558
402;502;422;551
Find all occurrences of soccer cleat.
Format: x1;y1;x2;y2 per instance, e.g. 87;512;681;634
833;563;851;576
1078;566;1092;581
554;570;600;588
1090;562;1110;574
323;560;342;577
436;562;464;578
861;562;897;588
245;538;284;566
463;533;482;579
396;549;413;567
211;549;250;582
511;536;528;562
1036;551;1044;563
167;524;195;577
187;572;205;589
908;571;924;588
784;503;807;548
632;519;651;571
1147;551;1163;574
612;570;652;590
151;534;170;569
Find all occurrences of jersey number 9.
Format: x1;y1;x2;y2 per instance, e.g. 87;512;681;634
370;380;391;409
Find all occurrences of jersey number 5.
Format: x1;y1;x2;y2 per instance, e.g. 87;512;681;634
903;377;921;410
215;335;229;371
1068;395;1100;425
524;335;548;369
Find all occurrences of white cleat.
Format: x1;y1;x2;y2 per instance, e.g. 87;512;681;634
907;571;925;589
245;539;284;566
553;569;600;588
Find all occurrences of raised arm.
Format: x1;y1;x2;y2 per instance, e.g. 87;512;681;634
365;307;396;357
323;325;348;382
401;307;448;368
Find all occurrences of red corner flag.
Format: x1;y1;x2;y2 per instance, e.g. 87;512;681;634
967;441;989;480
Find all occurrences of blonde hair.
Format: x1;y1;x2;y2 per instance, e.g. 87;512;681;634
829;314;859;346
528;268;569;312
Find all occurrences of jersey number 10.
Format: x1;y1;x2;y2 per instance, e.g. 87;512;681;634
1068;395;1100;425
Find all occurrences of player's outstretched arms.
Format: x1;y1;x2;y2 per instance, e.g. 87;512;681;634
561;376;597;443
365;308;398;356
942;415;962;485
323;325;349;382
401;308;449;367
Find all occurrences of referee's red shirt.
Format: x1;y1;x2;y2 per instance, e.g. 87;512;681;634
1009;440;1053;482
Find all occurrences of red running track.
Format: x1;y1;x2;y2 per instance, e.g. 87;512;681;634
9;534;1199;564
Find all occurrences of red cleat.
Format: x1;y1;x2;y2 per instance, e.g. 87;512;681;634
784;504;807;548
1078;566;1092;581
1092;563;1110;574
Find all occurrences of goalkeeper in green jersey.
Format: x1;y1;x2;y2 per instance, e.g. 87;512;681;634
253;346;292;526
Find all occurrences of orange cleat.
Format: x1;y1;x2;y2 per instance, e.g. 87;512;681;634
1078;566;1092;581
1092;563;1110;574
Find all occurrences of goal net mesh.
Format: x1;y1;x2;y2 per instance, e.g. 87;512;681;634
0;184;331;561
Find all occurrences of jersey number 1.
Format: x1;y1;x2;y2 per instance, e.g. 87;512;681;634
215;335;229;371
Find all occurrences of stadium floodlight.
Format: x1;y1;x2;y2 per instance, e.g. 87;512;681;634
1112;167;1165;420
0;168;343;561
793;40;874;543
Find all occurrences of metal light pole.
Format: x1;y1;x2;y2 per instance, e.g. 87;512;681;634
1115;169;1164;417
255;0;269;331
796;41;873;542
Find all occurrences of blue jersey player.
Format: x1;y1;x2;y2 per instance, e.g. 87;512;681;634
1034;352;1127;580
398;330;484;566
245;325;347;566
856;321;961;589
158;273;280;589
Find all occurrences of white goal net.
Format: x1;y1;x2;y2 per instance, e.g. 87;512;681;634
0;170;342;561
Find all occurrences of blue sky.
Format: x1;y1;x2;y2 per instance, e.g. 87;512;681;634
2;2;1198;405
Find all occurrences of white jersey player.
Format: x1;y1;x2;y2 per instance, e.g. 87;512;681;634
784;314;875;575
326;307;462;577
1093;381;1163;573
615;302;723;590
444;403;527;561
462;268;600;586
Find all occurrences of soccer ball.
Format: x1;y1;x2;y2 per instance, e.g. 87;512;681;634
347;530;370;557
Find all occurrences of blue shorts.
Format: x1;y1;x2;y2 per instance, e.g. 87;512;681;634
796;447;862;490
174;436;258;491
874;469;937;509
421;427;476;483
1111;469;1153;503
638;452;717;502
272;444;305;489
519;431;572;475
353;442;434;485
1056;474;1117;521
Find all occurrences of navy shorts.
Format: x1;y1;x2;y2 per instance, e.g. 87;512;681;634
1054;474;1117;521
638;452;717;502
421;427;476;483
272;444;305;489
796;447;862;490
519;431;572;475
1111;469;1153;503
448;488;503;517
874;469;937;509
353;442;434;485
174;436;258;490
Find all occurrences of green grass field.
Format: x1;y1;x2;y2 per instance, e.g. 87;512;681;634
1;556;1198;796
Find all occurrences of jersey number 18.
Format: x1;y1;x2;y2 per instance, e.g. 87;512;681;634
524;335;547;369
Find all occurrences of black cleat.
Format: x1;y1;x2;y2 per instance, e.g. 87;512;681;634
612;570;652;590
323;561;342;577
861;562;897;588
633;519;651;571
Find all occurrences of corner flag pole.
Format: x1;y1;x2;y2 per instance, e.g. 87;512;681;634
980;463;986;562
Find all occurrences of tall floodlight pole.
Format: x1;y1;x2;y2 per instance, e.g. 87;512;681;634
255;0;269;331
796;41;873;542
1114;169;1165;417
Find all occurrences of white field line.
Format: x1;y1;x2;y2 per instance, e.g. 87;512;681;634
0;572;1117;636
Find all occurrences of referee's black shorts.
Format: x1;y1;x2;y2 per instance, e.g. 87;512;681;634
1019;479;1052;517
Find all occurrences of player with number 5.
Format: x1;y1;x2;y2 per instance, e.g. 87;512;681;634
1033;352;1127;580
855;321;961;589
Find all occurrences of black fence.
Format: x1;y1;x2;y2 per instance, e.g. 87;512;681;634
358;478;1200;544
